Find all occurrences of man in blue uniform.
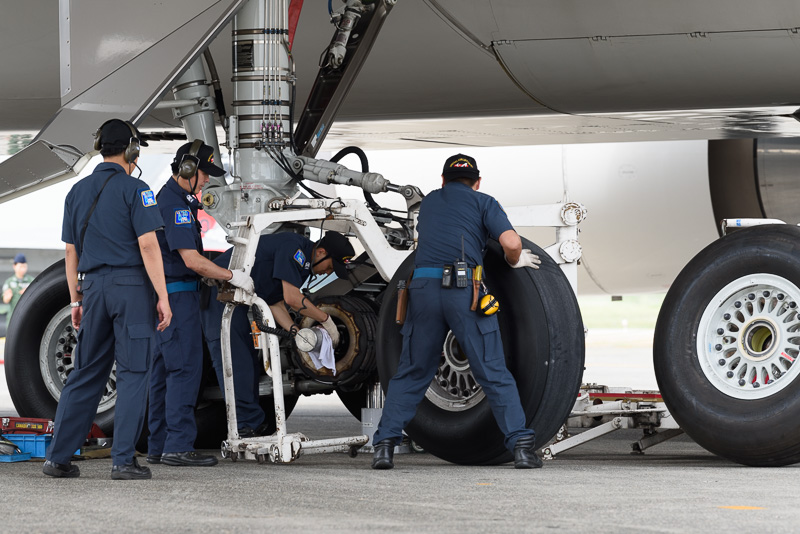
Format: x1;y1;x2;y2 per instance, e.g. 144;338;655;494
372;154;543;470
44;118;172;480
201;231;354;437
147;141;254;467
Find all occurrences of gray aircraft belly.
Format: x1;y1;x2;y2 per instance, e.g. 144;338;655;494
5;1;800;137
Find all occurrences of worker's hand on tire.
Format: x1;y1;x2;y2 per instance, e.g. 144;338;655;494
506;249;541;270
229;269;255;293
321;314;340;346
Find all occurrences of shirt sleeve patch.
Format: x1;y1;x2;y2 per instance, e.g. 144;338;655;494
293;249;306;266
175;209;192;225
141;189;157;207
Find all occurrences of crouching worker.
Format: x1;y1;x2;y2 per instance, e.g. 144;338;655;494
146;141;254;467
201;231;355;437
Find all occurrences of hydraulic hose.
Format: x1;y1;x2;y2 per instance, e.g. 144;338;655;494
330;146;382;211
202;49;227;125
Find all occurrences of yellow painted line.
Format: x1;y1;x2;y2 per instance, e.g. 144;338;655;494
476;483;493;486
719;506;765;510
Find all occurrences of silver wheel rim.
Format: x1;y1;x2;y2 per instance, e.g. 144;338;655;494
425;331;485;411
39;306;117;413
697;274;800;400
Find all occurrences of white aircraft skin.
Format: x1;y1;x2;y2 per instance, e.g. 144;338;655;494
0;139;715;296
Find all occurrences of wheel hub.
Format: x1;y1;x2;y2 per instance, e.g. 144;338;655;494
39;306;117;411
741;319;776;361
425;331;485;412
697;274;800;400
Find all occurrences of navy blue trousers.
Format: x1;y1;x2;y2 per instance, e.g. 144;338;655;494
47;266;154;466
201;292;265;432
373;276;534;452
148;290;203;454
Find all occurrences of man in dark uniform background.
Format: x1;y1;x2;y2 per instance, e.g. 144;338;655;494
44;119;171;480
371;154;543;470
147;140;254;467
201;231;354;437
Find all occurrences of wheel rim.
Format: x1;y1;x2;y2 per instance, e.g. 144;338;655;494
424;331;486;412
697;274;800;400
39;306;117;412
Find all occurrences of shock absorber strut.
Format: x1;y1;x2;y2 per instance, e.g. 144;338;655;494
205;0;301;228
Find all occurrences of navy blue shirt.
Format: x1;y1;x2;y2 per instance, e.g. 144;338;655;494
62;162;163;272
215;233;314;305
415;181;514;268
156;178;204;282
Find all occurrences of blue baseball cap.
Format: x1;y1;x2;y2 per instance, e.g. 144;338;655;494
13;253;26;264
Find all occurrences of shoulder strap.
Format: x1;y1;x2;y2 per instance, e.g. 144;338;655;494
79;170;119;255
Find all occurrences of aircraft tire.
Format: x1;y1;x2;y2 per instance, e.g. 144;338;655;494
655;224;800;466
377;238;585;465
335;381;376;421
5;260;117;433
193;395;299;448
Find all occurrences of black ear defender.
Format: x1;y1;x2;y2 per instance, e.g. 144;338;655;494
178;139;204;179
93;119;141;163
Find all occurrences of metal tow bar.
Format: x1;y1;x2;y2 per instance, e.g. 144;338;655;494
217;214;372;463
541;388;684;460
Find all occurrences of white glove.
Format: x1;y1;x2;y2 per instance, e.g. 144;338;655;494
506;249;541;269
321;314;340;347
228;269;255;293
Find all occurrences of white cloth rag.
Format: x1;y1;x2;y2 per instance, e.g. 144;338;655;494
308;326;336;375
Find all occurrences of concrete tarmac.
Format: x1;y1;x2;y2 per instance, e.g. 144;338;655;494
2;334;799;533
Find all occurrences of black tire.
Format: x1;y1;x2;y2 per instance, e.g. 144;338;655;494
4;259;293;447
335;379;377;421
655;224;800;466
5;260;117;434
193;395;299;448
295;295;379;388
377;238;585;465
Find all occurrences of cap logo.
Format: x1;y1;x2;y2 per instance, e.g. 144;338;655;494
208;154;214;163
449;158;474;169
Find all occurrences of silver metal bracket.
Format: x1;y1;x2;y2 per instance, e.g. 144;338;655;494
542;386;682;460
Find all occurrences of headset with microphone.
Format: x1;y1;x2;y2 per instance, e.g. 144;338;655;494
93;119;141;163
178;139;203;178
176;139;204;194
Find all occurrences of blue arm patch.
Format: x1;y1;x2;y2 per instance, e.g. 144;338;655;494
141;190;157;207
175;209;192;224
293;249;306;266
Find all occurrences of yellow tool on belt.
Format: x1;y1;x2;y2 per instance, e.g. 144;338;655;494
479;294;500;315
471;265;500;315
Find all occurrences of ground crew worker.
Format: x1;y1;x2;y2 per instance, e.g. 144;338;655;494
146;141;254;467
201;231;355;437
44;118;171;480
2;253;34;326
371;154;543;470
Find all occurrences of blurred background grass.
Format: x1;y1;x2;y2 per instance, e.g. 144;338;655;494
577;293;665;330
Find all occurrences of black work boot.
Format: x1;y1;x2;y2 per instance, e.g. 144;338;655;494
43;460;80;478
111;458;152;480
513;436;543;469
371;439;395;470
161;451;219;467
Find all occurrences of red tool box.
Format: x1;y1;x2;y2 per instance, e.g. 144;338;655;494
1;417;53;435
